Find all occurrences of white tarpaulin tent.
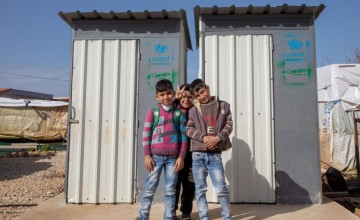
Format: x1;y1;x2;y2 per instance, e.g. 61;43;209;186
0;97;68;107
318;64;360;110
329;103;356;172
318;64;360;173
0;97;68;141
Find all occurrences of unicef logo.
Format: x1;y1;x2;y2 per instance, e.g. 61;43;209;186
154;44;168;54
288;39;303;50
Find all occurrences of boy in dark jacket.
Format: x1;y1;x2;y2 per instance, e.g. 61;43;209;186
173;84;195;220
186;79;233;220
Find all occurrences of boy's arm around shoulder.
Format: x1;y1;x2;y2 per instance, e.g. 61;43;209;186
142;108;154;157
217;102;233;142
186;106;206;142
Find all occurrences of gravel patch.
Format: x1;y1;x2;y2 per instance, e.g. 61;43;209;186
0;151;66;220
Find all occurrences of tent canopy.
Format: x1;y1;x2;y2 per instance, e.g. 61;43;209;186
317;64;360;110
0;97;68;107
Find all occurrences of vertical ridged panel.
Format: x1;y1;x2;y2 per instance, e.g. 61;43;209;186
204;34;274;203
68;39;138;203
98;39;119;203
82;40;103;203
251;35;274;202
69;40;87;203
116;40;138;202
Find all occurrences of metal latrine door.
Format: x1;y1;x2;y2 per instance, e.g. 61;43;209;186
67;39;139;203
204;35;275;203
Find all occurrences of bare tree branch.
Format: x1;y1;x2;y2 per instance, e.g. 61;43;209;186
344;46;360;64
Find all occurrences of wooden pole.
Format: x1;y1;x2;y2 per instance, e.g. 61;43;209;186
353;110;360;182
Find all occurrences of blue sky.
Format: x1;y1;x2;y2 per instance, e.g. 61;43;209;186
0;0;359;97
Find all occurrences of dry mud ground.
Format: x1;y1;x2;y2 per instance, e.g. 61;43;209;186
0;151;66;220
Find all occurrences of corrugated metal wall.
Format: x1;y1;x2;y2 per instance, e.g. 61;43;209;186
203;35;275;203
136;38;184;202
67;39;138;203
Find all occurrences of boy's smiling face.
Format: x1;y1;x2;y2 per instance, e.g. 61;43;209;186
180;90;193;108
156;89;175;106
193;86;211;104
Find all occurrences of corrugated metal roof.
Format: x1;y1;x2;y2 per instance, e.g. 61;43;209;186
53;97;69;101
194;4;326;47
0;88;11;92
0;88;53;99
58;10;192;50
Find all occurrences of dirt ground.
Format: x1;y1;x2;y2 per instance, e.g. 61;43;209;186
0;151;66;220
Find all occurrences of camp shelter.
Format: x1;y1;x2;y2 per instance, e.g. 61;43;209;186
318;64;360;173
194;4;325;204
59;9;192;204
0;97;68;141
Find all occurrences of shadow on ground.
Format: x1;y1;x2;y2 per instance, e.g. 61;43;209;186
0;156;53;181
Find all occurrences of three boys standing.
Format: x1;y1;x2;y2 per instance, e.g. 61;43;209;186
139;79;233;220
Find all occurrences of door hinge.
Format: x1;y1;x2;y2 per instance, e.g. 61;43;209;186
69;119;79;124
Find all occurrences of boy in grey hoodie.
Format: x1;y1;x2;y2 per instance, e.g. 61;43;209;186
186;79;233;220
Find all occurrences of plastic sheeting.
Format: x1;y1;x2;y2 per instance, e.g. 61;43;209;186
317;64;360;111
0;97;68;107
0;98;68;141
329;102;357;173
317;64;360;173
318;102;337;130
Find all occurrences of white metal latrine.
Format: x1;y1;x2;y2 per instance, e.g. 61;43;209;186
203;35;275;203
67;39;139;203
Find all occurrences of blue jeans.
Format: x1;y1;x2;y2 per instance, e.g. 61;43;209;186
192;152;231;220
139;155;178;220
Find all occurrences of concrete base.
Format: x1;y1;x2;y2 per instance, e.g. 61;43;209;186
15;194;359;220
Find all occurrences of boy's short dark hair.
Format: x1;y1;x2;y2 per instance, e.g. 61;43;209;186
190;79;206;93
180;83;191;93
156;79;174;93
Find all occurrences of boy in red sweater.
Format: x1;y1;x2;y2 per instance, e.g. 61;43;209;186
139;79;187;220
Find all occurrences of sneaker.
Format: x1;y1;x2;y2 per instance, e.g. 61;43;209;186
181;213;191;220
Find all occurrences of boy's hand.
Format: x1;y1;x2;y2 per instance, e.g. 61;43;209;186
175;85;185;99
203;135;212;146
174;157;184;172
203;136;221;151
203;136;215;150
144;155;155;172
209;136;221;145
